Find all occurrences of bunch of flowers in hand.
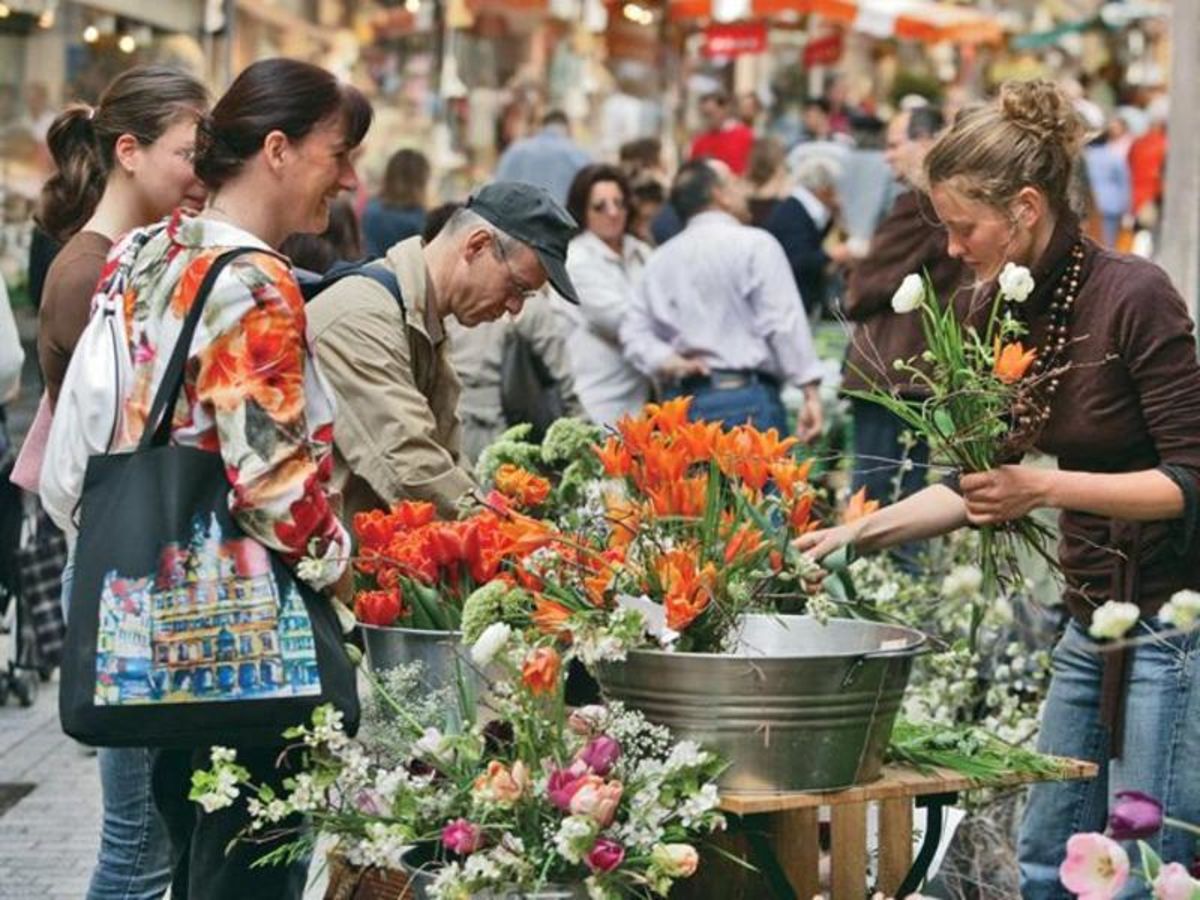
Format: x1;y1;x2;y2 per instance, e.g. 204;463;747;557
351;497;547;631
849;265;1059;630
190;629;726;900
469;397;837;655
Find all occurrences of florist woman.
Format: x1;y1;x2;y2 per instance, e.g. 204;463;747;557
801;79;1200;896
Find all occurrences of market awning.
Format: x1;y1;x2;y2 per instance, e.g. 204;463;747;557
668;0;1005;45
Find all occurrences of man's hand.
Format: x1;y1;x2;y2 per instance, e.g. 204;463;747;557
794;384;823;444
795;519;865;562
960;465;1050;525
657;354;710;381
827;243;855;266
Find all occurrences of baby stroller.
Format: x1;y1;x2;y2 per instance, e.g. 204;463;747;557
0;467;63;707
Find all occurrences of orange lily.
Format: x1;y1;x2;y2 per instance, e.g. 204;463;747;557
616;413;656;454
769;459;814;499
724;524;765;565
604;495;641;551
646;396;693;433
645;475;709;519
843;487;881;524
595;436;634;478
532;596;574;635
994;340;1037;385
674;420;723;465
655;548;718;632
521;646;562;696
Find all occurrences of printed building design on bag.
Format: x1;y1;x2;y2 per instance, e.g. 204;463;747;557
94;513;322;705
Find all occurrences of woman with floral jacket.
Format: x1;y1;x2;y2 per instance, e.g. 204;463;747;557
42;58;371;900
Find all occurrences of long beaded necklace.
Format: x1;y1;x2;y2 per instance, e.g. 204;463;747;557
1007;241;1086;439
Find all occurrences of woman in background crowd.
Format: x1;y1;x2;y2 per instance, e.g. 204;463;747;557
745;136;790;227
563;164;651;426
361;147;429;256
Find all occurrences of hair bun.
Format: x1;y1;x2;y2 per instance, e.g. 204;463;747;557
998;80;1087;154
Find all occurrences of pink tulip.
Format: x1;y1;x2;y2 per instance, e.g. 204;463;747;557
1059;833;1130;900
441;818;483;855
651;843;699;878
547;761;590;811
585;838;626;874
569;777;623;828
1152;862;1200;900
578;736;621;777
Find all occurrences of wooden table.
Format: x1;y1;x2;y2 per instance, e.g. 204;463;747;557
717;759;1098;899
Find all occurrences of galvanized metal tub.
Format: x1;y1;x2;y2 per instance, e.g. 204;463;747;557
402;845;586;899
359;624;480;699
594;614;926;793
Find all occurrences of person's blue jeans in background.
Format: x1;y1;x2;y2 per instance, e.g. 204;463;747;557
1018;617;1200;898
664;378;788;433
61;556;173;900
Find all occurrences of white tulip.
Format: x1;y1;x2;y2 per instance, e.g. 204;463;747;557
471;621;511;666
1159;589;1200;630
890;273;925;314
998;262;1035;303
1088;601;1140;640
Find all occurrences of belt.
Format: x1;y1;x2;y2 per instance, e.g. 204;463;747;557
679;369;780;393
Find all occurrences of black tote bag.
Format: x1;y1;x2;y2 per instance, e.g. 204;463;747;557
60;248;359;747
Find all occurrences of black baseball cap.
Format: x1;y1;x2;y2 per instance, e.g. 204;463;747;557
465;181;580;304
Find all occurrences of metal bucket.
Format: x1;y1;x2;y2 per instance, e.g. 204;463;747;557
359;624;480;698
593;614;926;793
402;846;586;899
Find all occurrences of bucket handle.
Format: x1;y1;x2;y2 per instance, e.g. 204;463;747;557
841;635;931;689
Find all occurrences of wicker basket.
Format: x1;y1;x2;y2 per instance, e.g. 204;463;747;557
324;851;415;900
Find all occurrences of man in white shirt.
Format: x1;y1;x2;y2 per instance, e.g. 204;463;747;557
620;158;824;441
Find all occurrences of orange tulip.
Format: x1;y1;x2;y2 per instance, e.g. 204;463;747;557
494;464;552;508
788;492;816;532
646;475;709;519
843;487;881;524
639;439;690;487
521;646;562;696
994;340;1037;384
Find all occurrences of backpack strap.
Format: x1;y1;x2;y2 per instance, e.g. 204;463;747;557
297;259;406;318
139;248;267;450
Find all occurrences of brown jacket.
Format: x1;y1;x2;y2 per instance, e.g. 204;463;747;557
1003;218;1200;625
841;191;967;396
307;237;477;523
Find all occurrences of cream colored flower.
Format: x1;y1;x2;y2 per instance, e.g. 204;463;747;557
1159;589;1200;631
1088;601;1140;640
891;273;925;314
998;262;1035;303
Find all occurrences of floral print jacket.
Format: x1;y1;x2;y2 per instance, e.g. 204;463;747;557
97;210;348;588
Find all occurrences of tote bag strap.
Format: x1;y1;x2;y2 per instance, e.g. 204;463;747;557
139;248;271;451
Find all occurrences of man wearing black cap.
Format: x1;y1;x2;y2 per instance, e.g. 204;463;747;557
307;182;580;523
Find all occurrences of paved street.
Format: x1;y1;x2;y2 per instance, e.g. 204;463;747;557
0;671;102;899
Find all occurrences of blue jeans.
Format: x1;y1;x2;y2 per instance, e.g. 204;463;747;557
664;379;788;432
62;556;173;900
1018;618;1200;898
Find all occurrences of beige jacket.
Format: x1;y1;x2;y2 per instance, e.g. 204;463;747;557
307;237;477;521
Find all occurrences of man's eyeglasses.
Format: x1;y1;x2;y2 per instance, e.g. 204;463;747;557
492;232;541;302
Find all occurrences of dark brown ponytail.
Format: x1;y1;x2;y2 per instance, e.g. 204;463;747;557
35;66;208;242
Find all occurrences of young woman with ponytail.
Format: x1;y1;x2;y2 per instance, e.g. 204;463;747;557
28;64;208;900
